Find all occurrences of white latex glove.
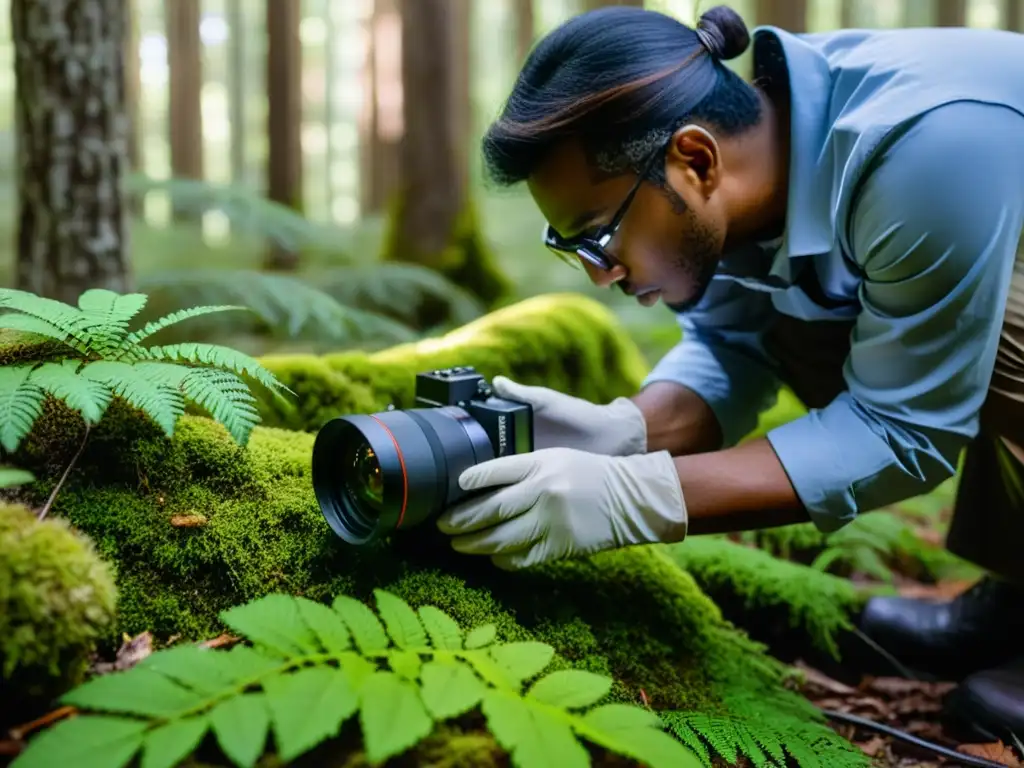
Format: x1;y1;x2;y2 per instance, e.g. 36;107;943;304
436;447;687;571
491;376;648;456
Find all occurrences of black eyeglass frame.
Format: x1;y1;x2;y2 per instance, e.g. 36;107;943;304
541;142;667;271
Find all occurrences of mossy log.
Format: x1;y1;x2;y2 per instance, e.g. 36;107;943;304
1;293;868;765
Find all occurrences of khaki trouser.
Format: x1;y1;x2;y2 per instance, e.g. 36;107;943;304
762;258;1024;588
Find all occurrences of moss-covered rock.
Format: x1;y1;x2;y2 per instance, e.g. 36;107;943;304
0;502;117;719
0;293;870;765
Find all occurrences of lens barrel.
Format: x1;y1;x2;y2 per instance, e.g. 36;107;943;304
312;406;495;545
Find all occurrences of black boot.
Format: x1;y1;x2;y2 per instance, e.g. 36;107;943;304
943;656;1024;744
857;576;1024;681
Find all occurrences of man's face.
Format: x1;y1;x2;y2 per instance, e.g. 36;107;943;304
527;129;729;312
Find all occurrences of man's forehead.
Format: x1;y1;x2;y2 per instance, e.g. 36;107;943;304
527;140;624;237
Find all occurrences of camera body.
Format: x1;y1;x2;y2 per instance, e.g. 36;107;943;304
410;366;533;458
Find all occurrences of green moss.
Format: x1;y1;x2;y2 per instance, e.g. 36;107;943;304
254;292;650;433
381;193;513;313
0;502;117;717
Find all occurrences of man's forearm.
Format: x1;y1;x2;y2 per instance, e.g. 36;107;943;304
670;437;809;534
631;381;724;455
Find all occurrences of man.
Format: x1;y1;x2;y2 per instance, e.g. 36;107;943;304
434;4;1024;741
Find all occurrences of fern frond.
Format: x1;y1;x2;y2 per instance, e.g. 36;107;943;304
74;289;149;357
78;361;185;437
0;366;46;453
139;342;292;396
12;591;703;768
0;465;35;488
0;314;86;355
28;360;113;426
179;368;261;446
0;288;94;355
123;304;252;349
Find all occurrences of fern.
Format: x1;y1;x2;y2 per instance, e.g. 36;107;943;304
662;708;869;768
10;590;702;768
0;287;292;452
0;465;34;488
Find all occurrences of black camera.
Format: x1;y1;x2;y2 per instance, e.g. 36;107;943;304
311;366;533;546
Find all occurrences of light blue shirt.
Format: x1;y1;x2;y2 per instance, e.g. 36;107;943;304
643;25;1024;532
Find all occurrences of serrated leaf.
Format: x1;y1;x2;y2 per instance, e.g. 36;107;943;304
419;660;486;721
208;691;270;768
332;595;389;653
28;360;112;424
527;669;612;709
0;365;44;453
263;667;358;762
294;596;352;653
488;642;554;686
464;623;497;650
581;705;705;768
219;594;320;656
61;667;205;718
481;690;590;768
140;717;209;768
417;605;462;650
217;645;285;680
138;644;244;695
10;715;147;768
358;671;434;765
373;590;428;649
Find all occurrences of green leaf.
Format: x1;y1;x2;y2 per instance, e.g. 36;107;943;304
141;342;292;395
419;659;486;721
10;714;148;768
263;667;358;762
373;589;428;649
581;704;705;768
124;304;249;347
137;644;246;696
294;595;352;653
61;667;206;718
389;650;423;681
219;593;320;656
140;717;209;768
481;690;591;768
417;605;462;650
488;642;555;686
78;361;185;437
527;669;612;709
358;671;434;765
332;595;390;653
0;466;34;488
75;289;149;354
464;623;497;650
0;313;83;351
0;365;44;453
208;691;270;768
29;360;112;424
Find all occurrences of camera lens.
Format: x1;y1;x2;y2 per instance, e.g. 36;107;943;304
312;407;496;546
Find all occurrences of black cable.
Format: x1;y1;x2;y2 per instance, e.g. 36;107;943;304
821;708;1013;768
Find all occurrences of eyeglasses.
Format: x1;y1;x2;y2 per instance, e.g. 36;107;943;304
541;143;665;271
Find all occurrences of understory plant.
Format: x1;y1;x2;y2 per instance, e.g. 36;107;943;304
10;590;702;768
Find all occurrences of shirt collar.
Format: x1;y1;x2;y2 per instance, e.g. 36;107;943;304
751;26;836;263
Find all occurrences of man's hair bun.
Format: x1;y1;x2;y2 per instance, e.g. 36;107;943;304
694;5;751;61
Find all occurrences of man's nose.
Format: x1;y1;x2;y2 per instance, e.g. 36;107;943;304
581;259;627;288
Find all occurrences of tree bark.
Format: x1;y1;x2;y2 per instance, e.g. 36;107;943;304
226;0;247;185
166;0;203;222
935;0;967;26
11;0;132;305
755;0;807;31
265;0;304;270
1007;0;1024;31
514;0;535;63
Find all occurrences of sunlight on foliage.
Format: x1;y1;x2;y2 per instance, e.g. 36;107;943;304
0;288;292;450
10;590;702;768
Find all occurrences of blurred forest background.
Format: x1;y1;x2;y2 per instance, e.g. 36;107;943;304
5;0;1021;369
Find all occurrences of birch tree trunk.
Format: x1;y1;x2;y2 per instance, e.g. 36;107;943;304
11;0;131;305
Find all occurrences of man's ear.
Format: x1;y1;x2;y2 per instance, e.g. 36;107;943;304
666;124;722;196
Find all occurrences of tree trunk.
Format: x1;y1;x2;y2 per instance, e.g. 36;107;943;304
358;0;403;216
755;0;807;31
384;0;511;315
582;0;643;9
166;0;203;221
226;0;247;185
935;0;967;25
1007;0;1024;31
514;0;535;62
11;0;131;305
265;0;304;270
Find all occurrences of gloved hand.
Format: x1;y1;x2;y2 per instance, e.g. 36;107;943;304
491;376;648;456
436;447;687;570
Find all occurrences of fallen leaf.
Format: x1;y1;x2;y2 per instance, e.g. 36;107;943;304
796;661;856;695
200;633;240;649
90;631;153;674
959;742;1021;767
170;514;207;528
857;735;887;756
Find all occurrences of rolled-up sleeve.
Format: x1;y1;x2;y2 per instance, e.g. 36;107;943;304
767;101;1024;532
642;268;782;449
